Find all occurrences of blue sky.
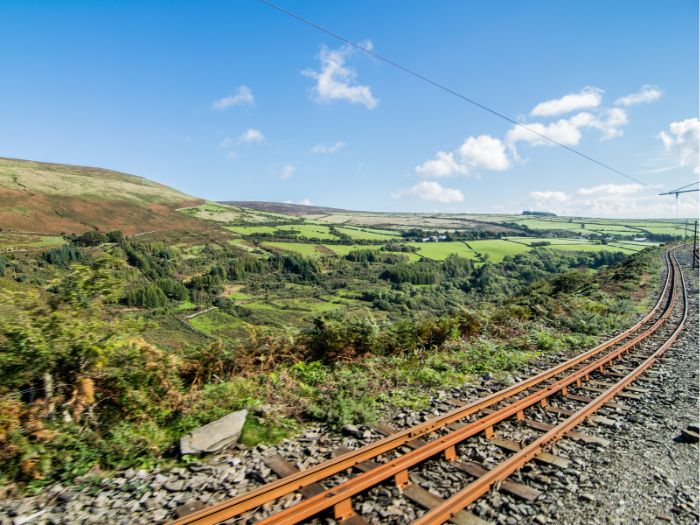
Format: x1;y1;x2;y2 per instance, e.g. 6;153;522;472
1;0;698;217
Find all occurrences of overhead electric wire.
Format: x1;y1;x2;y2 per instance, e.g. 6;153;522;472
260;0;659;191
670;181;699;192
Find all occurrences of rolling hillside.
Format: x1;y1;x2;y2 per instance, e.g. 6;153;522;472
0;157;205;234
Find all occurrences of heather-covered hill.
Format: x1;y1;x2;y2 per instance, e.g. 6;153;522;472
0;157;205;234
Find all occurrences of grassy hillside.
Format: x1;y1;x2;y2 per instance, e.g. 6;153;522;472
0;157;205;234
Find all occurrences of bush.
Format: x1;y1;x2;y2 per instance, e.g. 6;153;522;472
71;231;109;246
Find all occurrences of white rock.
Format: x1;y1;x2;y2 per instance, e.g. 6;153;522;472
180;410;248;454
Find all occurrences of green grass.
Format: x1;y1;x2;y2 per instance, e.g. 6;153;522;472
174;301;197;311
189;310;244;334
334;226;400;240
512;218;586;231
505;237;590;246
0;233;66;250
226;225;279;235
227;224;340;240
239;416;299;447
467;239;531;262
406;241;478;260
544;243;637;254
228;239;258;251
322;244;383;256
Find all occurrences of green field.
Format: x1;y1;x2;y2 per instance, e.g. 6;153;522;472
226;224;338;240
544;243;639;254
322;244;383;256
467;240;531;262
335;226;400;240
507;216;687;237
505;237;591;246
188;309;247;335
0;233;66;251
257;236;657;262
406;241;477;260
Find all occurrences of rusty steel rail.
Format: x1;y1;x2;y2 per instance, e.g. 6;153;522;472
171;249;678;525
414;247;689;524
249;249;683;525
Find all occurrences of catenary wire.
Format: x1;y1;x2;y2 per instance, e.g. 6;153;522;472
260;0;660;191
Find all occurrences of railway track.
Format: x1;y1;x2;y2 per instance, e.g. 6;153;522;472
171;246;689;525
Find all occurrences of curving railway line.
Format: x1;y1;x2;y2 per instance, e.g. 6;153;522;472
171;246;690;525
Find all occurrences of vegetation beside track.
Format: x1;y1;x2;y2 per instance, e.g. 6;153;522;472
0;227;666;491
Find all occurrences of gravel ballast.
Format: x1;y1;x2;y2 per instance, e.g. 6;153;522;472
1;249;697;525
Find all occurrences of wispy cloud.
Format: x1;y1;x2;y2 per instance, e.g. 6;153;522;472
530;87;603;117
576;183;650;196
280;164;295;180
303;42;378;109
507;108;628;150
283;197;313;205
310;141;346;154
212;85;254;110
658;118;700;174
392;181;464;203
239;128;265;144
528;183;693;218
529;190;570;203
415;151;468;178
615;85;663;107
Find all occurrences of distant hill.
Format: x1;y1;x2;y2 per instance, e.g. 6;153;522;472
222;201;352;216
0;157;205;234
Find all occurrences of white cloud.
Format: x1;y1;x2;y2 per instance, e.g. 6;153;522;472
458;135;511;171
658;118;700;174
219;137;237;159
615;85;663;107
530;190;570;203
415;151;468;178
392;181;464;203
310;141;346;154
303;43;378;109
212;85;254;110
576;183;645;196
592;108;628;140
530;87;603;117
507;109;628;149
507;113;593;147
280;165;295;180
239;128;265;144
283;198;313;205
528;183;696;218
